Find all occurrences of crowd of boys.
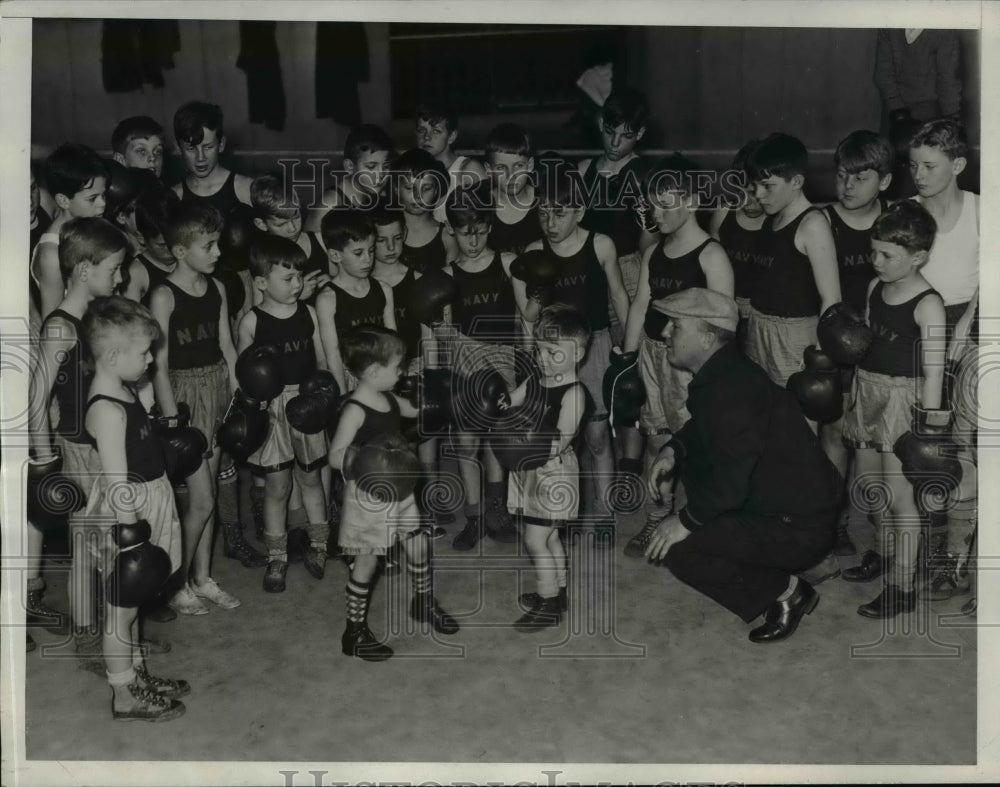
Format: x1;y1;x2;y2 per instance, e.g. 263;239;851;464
23;88;978;722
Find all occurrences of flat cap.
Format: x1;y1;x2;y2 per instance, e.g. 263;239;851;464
650;288;739;332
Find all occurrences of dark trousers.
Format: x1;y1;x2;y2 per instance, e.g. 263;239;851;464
665;510;835;623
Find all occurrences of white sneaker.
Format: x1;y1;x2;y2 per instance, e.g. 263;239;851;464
190;578;241;610
168;585;210;616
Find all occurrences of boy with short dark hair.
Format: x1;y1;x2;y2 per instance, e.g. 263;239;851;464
524;162;631;537
237;235;330;592
31;143;108;319
744;133;841;387
909;119;978;331
112;116;166;179
415;100;487;223
316;210;395;392
171;101;253;217
306;124;395;231
485;123;543;256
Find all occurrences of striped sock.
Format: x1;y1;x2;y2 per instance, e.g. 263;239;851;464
216;463;240;527
346;579;371;623
408;557;432;597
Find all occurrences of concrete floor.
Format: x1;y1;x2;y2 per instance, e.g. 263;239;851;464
23;493;976;765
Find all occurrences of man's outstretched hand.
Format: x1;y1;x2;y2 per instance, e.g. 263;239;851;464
644;514;691;562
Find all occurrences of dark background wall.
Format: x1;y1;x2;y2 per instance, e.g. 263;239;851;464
31;20;980;200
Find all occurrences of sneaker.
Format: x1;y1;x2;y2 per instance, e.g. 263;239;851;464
167;585;210;616
25;589;70;634
304;546;328;580
452;516;481;551
135;662;190;699
190;578;241;610
623;519;660;559
263;560;288;594
112;681;186;722
928;556;972;602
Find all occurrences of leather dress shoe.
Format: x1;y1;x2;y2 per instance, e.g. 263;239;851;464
857;584;916;618
749;579;819;643
841;550;886;583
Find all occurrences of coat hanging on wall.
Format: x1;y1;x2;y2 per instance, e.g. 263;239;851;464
102;20;180;93
237;21;287;132
315;22;369;126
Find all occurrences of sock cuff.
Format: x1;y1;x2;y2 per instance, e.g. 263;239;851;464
107;667;137;687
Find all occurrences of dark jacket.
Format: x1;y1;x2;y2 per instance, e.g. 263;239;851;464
669;342;841;530
874;29;962;116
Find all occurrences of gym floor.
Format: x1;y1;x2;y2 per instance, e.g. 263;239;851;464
23;470;976;765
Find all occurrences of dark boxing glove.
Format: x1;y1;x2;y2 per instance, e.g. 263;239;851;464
408;269;459;326
26;454;87;535
152;403;209;483
893;406;962;493
105;518;173;608
235;345;284;403
347;434;422;503
817;302;874;366
217;390;270;463
393;369;452;439
285;370;342;435
510;250;562;306
451;364;509;434
786;345;844;424
602;348;646;428
489;407;557;472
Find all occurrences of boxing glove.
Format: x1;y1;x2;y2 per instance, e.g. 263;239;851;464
489;408;557;472
803;344;839;373
393;369;451;439
347;434;421;503
285;370;342;435
408;269;459;325
103;159;138;222
893;407;962;493
219;206;258;275
235;345;284;403
105;518;172;608
510;250;562;305
602;349;646;427
786;368;843;424
26;455;87;535
451;365;508;434
217;390;271;462
817;302;874;366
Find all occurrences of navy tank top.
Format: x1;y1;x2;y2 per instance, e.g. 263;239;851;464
751;207;823;318
717;210;765;302
349;392;402;446
579;157;649;256
542;231;610;331
521;373;594;452
451;252;517;342
389;267;420;361
161;278;224;370
44;309;92;444
860;282;939;378
644;239;713;340
489;205;543;256
400;226;448;274
325;279;387;335
180;170;242;220
251;303;317;385
300;231;329;279
86;391;166;482
824;202;883;314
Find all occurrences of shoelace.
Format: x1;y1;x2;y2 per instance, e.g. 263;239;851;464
129;681;172;708
136;665;183;694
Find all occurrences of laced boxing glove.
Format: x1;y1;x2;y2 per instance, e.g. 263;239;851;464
602;348;646;428
786;345;844;424
235;345;284;404
893;406;962;493
509;250;562;306
105;519;173;608
152;403;208;483
347;434;422;503
26;454;87;535
817;302;875;366
285;370;342;435
408;269;459;326
217;390;270;462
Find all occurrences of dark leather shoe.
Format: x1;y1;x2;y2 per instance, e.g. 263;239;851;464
841;550;886;583
341;622;393;662
410;595;459;635
857;584;916;618
748;580;819;643
519;586;568;613
513;597;562;633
